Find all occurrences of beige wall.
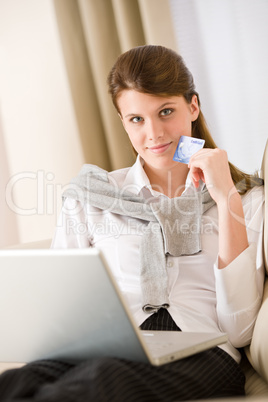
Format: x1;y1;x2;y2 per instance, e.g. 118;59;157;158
0;0;177;247
0;0;85;246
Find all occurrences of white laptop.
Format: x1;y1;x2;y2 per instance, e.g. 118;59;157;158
0;248;228;366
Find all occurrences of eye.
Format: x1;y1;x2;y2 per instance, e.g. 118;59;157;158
160;108;173;117
130;116;143;123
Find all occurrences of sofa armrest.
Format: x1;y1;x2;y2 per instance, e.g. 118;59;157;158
0;362;25;375
245;278;268;384
4;239;52;249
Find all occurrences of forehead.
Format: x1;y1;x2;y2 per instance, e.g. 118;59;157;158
117;90;184;115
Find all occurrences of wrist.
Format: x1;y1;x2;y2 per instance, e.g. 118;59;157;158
216;185;239;211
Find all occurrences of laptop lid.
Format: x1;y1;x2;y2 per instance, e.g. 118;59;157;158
0;248;227;365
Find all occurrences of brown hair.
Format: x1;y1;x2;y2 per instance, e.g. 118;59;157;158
107;45;262;193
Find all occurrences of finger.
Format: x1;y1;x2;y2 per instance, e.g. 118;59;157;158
188;148;213;166
189;167;204;187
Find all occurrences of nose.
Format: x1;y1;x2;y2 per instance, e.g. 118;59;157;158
146;119;164;141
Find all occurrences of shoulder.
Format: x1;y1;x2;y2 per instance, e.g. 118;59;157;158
241;185;264;227
74;163;131;180
74;163;132;189
107;166;132;183
241;184;264;206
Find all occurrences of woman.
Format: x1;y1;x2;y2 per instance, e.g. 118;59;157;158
0;45;264;401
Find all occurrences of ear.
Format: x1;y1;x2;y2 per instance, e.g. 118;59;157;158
190;95;200;122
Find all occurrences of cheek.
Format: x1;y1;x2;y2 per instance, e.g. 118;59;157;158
126;127;143;146
175;117;193;136
126;131;140;150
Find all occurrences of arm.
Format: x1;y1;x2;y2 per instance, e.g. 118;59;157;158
214;242;263;346
188;148;248;268
214;185;265;345
189;149;264;346
217;187;248;268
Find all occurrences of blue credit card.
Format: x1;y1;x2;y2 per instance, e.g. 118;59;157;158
173;136;205;164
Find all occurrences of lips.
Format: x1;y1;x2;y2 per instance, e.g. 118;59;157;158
147;142;172;154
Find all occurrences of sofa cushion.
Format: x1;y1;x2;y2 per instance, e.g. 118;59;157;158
245;279;268;384
261;139;268;274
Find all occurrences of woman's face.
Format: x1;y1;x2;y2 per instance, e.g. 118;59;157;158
117;90;199;172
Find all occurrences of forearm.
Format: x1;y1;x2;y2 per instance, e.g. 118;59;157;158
217;187;249;269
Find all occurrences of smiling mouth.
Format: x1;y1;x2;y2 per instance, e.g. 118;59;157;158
148;142;172;154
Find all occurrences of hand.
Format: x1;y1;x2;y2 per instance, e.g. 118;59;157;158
188;148;236;205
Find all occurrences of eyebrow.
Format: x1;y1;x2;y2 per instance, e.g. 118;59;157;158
124;102;177;119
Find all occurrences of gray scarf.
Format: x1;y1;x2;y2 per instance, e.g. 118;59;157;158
63;164;215;314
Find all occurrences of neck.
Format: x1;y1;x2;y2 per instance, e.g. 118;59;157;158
144;163;189;198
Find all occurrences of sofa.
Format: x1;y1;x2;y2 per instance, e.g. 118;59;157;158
0;142;268;401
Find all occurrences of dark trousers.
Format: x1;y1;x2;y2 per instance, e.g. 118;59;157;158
0;310;245;401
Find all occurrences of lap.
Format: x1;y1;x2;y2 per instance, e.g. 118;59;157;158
0;310;245;401
0;347;245;402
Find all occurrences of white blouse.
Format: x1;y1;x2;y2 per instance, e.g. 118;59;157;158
51;156;265;363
